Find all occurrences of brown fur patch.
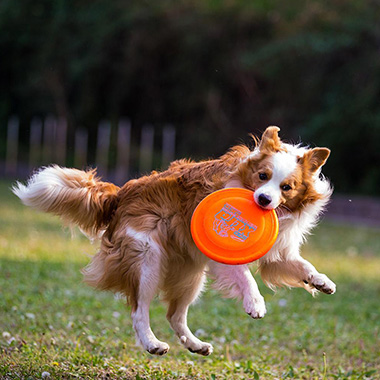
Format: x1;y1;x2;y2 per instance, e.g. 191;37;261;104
299;148;330;173
290;148;331;211
259;260;307;289
259;126;283;154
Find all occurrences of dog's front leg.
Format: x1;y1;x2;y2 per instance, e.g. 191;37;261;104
208;261;266;319
297;257;336;294
259;256;336;295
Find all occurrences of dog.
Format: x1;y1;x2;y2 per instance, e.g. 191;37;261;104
12;126;336;356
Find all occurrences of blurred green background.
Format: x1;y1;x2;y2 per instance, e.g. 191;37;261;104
0;0;379;194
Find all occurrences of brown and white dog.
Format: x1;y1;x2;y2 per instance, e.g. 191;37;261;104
13;126;336;356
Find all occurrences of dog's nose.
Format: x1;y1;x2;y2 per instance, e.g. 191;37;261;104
258;194;272;207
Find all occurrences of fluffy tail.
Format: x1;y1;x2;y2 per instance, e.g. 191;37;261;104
12;166;120;238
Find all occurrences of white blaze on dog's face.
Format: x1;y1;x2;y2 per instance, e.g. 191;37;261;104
253;151;299;210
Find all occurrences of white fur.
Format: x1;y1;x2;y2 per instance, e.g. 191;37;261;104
208;262;266;319
126;227;170;354
253;151;298;209
12;166;105;239
12;166;83;211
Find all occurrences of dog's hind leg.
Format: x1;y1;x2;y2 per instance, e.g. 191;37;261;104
132;288;170;355
208;261;267;319
166;271;213;356
128;230;170;355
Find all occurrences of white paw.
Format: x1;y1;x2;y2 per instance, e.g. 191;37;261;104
146;341;170;356
308;273;336;294
244;297;267;319
180;336;213;356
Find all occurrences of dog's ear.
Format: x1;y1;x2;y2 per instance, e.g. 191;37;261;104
299;148;330;173
259;126;281;153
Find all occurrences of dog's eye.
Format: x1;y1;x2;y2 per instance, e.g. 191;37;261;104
259;173;268;181
282;184;292;191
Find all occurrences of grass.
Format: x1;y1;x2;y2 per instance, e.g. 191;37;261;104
0;179;379;379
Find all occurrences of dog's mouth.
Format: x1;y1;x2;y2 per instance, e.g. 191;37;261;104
253;195;291;217
256;202;276;211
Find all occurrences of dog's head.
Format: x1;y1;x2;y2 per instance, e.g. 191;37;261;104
236;126;330;212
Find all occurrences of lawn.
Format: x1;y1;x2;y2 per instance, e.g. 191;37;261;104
0;179;379;379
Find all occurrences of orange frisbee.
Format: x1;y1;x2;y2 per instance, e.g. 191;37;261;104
191;188;279;265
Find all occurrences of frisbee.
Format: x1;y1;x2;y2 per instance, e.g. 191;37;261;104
191;188;279;265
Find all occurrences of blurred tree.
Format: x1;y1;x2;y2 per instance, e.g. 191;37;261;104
0;0;379;194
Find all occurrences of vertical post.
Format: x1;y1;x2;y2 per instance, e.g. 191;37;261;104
43;115;57;164
5;116;19;176
96;120;111;177
74;128;88;169
162;124;176;169
56;117;67;166
115;118;131;184
139;124;154;174
29;117;43;171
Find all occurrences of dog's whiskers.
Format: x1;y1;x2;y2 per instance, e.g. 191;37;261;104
275;205;292;220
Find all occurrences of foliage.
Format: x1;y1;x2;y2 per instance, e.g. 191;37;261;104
1;180;380;378
0;1;380;194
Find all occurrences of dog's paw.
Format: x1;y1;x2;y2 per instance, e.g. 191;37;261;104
188;342;213;356
146;341;170;356
244;297;267;319
308;273;336;294
181;336;213;356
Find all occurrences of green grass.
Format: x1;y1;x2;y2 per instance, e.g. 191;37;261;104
0;179;379;379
